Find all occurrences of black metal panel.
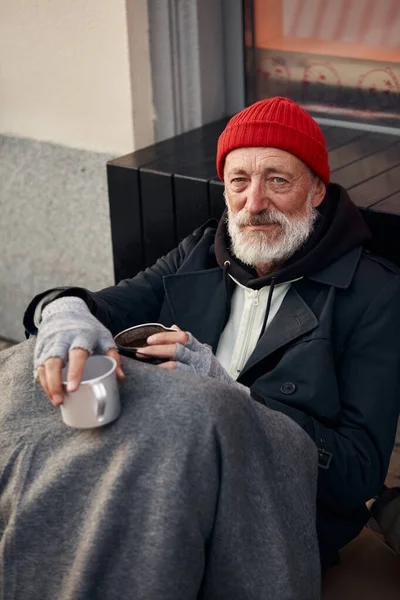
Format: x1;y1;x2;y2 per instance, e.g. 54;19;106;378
107;119;228;282
371;192;400;215
329;133;396;172
349;164;400;208
143;156;217;182
106;163;143;282
108;117;228;172
319;126;332;135
139;169;176;268
174;176;210;242
323;128;365;152
139;124;222;182
333;142;400;190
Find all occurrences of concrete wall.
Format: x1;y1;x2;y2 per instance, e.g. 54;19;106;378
0;137;115;341
0;0;154;341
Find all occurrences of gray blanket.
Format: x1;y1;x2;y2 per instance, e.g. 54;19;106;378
0;339;320;600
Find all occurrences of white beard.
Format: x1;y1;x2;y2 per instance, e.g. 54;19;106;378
226;192;319;269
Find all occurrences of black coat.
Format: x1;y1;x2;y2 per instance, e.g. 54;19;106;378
24;222;400;567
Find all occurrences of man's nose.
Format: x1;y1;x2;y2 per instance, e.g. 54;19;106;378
245;182;269;215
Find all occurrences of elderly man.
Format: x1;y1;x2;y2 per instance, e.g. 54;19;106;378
18;98;400;592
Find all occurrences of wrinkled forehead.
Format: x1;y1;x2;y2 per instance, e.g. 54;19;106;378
224;147;309;176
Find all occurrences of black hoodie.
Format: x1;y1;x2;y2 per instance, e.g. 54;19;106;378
214;183;371;287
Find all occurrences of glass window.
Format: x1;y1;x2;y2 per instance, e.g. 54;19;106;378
245;0;400;128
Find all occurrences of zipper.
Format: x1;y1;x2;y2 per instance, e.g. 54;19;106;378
235;289;259;374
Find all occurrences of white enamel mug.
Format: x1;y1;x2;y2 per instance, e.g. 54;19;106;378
61;355;121;429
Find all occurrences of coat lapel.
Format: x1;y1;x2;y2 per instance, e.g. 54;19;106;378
239;247;361;376
239;285;319;377
163;269;228;351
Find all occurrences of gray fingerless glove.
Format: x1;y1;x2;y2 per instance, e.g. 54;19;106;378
34;296;116;377
173;333;250;395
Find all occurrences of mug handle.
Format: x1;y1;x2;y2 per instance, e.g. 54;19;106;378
91;383;107;423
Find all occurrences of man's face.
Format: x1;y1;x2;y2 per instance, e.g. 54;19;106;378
223;147;326;273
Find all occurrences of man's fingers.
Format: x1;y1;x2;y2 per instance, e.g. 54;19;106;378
37;365;52;401
40;348;123;407
106;348;125;379
139;343;178;360
66;348;90;392
157;361;177;370
44;357;65;406
146;330;188;346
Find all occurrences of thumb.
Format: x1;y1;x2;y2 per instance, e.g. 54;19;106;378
106;347;125;379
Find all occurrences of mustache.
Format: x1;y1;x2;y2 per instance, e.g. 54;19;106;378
232;208;288;228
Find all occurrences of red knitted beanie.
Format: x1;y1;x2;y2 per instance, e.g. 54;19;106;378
216;97;330;185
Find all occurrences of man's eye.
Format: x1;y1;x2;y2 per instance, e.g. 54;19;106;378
273;177;287;183
232;177;246;183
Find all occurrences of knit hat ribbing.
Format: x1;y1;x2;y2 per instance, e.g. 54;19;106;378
216;97;330;185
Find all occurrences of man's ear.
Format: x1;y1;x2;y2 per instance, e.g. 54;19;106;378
312;178;327;208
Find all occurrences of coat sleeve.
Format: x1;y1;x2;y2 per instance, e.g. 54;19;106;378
23;225;210;337
256;274;400;510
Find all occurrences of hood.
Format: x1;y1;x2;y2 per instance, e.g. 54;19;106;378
214;183;371;289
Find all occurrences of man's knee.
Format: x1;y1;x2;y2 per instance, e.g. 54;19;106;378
120;362;236;434
119;360;317;481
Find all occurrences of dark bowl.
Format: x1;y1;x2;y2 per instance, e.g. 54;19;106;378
114;323;175;363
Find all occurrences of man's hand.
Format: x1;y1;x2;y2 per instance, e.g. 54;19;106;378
34;297;124;406
139;327;250;396
36;347;124;407
136;326;189;369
